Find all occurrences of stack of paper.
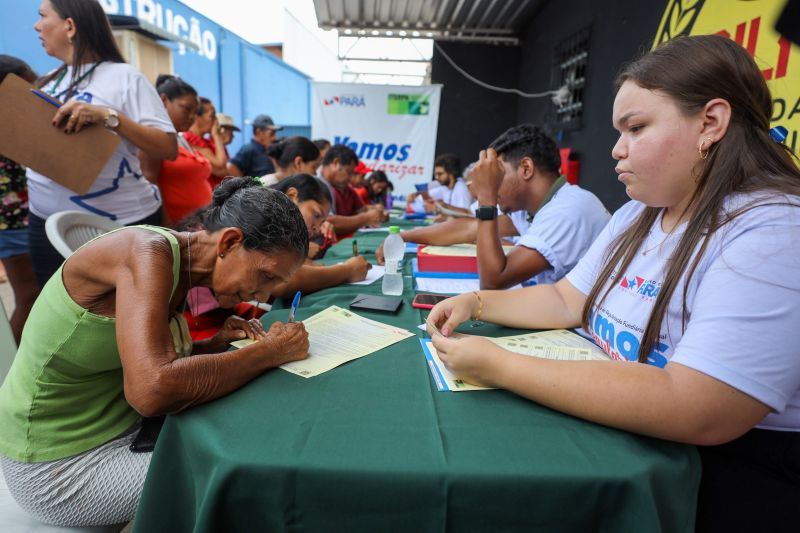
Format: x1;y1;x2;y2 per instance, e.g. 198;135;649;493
421;329;610;392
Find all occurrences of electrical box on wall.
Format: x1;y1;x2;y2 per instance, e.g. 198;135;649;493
553;27;591;131
113;30;173;85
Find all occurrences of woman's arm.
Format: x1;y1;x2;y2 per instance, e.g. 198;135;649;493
113;237;307;416
431;334;770;445
138;150;162;184
53;101;178;161
269;256;370;298
428;277;586;337
194;125;228;176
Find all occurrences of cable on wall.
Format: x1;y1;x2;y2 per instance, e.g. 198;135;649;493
433;41;569;103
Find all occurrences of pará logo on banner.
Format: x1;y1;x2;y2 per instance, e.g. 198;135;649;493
323;94;366;107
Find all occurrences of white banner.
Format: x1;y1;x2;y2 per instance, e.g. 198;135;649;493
311;82;441;197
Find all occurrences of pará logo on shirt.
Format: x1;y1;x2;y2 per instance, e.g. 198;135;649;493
619;274;661;300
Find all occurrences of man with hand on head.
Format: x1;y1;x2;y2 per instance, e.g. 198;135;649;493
472;124;610;289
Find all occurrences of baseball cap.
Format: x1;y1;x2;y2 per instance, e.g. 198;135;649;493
217;113;240;132
354;161;373;174
252;114;283;131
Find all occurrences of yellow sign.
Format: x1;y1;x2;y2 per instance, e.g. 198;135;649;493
655;0;799;151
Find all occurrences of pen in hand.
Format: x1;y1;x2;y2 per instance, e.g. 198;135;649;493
288;291;302;323
352;239;358;257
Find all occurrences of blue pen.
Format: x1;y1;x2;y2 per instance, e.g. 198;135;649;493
30;89;62;108
288;291;301;323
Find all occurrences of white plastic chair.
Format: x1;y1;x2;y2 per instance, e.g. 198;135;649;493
45;211;123;259
0;304;15;385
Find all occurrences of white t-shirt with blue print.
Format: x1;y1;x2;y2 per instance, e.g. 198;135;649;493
566;195;800;431
27;62;175;222
513;183;610;285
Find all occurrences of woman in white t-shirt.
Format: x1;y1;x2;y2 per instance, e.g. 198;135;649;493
27;0;177;287
428;35;800;531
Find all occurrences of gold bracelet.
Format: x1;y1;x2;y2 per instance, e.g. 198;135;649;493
471;291;483;321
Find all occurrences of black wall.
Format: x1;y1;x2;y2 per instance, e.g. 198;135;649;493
432;0;664;211
431;41;521;171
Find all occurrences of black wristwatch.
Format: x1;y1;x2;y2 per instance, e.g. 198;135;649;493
474;205;497;220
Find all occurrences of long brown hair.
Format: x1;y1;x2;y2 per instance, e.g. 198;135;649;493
581;35;800;363
37;0;125;94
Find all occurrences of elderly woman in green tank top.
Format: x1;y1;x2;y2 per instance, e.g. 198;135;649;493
0;178;310;527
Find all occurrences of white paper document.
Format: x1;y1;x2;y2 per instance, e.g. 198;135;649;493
348;264;385;285
233;306;414;378
416;277;481;294
422;329;610;392
415;277;522;294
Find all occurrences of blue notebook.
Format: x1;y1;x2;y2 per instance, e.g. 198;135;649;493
411;258;479;279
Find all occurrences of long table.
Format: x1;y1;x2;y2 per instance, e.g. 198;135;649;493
133;220;700;532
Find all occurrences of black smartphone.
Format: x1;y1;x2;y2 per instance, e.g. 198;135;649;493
411;293;450;309
349;294;403;313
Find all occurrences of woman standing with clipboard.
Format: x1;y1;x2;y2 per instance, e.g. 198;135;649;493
27;0;178;287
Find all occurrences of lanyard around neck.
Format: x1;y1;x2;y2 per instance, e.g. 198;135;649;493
48;62;101;101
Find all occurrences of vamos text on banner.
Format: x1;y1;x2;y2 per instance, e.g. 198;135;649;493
311;82;442;197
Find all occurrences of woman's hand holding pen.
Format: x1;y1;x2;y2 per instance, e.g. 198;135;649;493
426;292;479;337
344;255;372;282
259;321;309;364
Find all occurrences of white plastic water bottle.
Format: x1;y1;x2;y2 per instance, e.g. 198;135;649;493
381;226;405;296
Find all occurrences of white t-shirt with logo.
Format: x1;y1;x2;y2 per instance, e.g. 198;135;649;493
514;183;610;285
429;178;473;210
566;194;800;431
27;62;175;222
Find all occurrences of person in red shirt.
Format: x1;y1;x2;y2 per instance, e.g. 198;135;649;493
183;97;229;186
319;145;386;237
140;75;212;226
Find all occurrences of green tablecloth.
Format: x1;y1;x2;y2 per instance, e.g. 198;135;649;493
133;224;700;532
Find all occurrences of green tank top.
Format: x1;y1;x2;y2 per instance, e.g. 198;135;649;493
0;226;180;462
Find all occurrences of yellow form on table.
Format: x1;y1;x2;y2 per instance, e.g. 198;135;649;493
423;329;610;392
232;305;415;378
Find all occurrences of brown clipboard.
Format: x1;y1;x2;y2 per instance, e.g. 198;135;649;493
0;73;121;195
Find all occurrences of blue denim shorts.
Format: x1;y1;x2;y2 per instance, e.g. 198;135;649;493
0;228;30;259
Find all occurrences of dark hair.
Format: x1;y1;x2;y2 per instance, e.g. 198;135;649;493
367;170;389;185
313;138;331;151
366;170;391;203
197;97;213;117
433;153;462;178
0;55;37;84
582;34;800;364
265;137;320;169
198;177;308;258
37;0;125;93
321;144;359;167
155;74;197;101
271;173;332;206
488;124;561;175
